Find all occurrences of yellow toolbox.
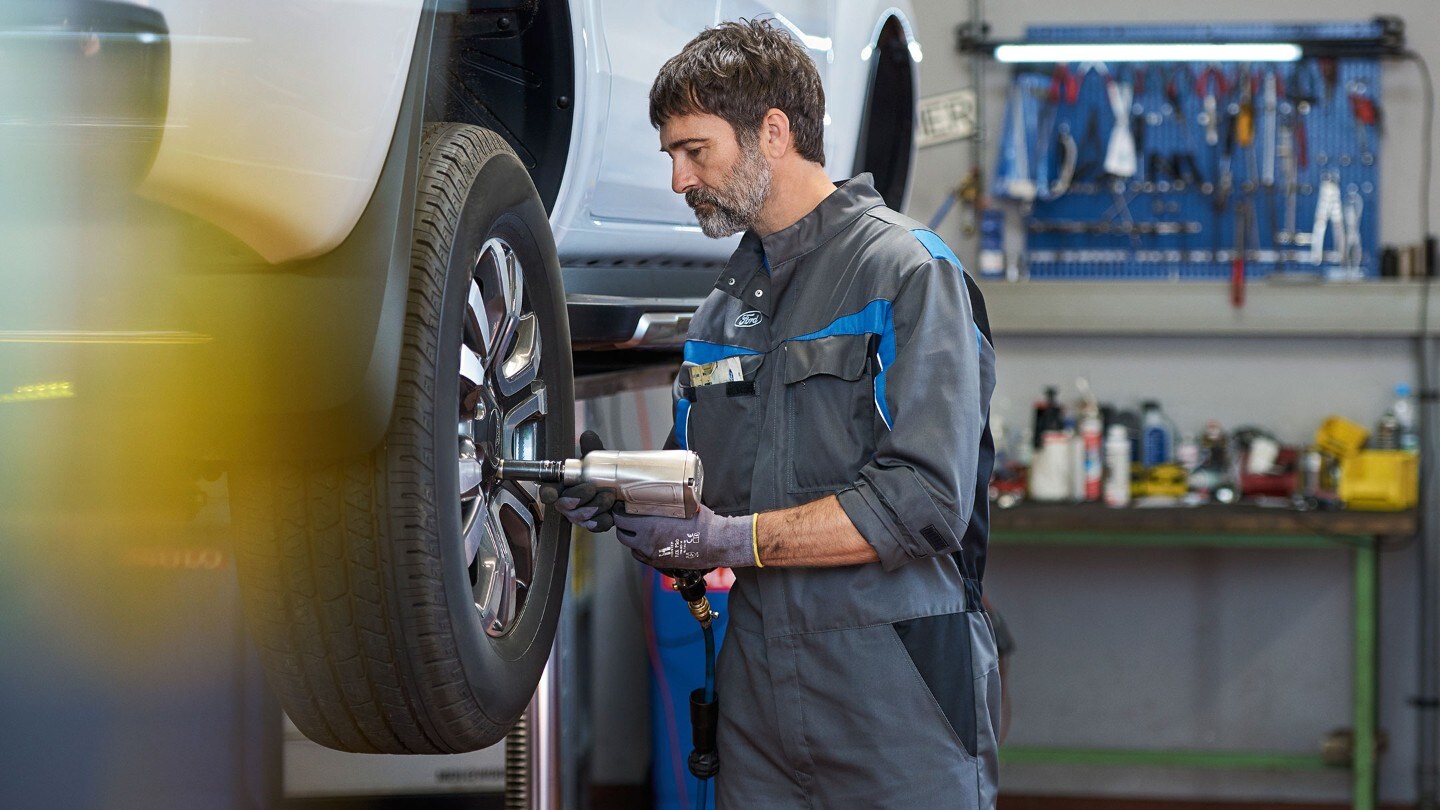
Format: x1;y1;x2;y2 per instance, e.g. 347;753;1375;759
1340;450;1419;511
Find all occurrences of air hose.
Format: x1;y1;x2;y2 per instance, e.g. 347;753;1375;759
666;570;720;810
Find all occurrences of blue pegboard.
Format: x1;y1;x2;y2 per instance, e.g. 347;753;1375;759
1003;22;1384;282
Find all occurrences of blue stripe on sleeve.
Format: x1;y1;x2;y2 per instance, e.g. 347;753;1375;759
910;228;963;269
913;228;984;361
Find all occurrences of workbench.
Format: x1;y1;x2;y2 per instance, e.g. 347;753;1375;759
989;503;1417;810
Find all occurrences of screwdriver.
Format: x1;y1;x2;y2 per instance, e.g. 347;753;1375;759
1232;199;1249;308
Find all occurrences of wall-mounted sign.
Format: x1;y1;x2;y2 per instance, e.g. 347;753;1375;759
917;89;977;147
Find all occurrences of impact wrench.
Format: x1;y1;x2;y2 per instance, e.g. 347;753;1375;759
497;450;722;799
497;449;703;518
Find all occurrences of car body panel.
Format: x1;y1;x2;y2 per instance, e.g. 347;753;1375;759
137;0;423;265
130;0;913;273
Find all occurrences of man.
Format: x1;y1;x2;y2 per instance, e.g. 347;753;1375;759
550;19;999;807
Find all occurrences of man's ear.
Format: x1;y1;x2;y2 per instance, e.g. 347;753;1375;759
759;108;791;159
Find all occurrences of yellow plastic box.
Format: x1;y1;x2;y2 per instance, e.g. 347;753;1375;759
1316;416;1370;460
1340;450;1419;511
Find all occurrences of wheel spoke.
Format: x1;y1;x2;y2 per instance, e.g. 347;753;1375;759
459;345;485;420
492;486;536;590
473;485;538;636
501;385;547;460
475;509;517;634
463;498;487;566
459;457;484;500
470;239;522;371
464;278;497;366
497;312;541;397
502;479;544;518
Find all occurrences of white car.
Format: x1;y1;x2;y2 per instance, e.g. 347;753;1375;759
0;0;918;754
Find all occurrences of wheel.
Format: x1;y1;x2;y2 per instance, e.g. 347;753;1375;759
231;123;574;754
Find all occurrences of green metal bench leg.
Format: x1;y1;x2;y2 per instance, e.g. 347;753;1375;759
1354;542;1378;810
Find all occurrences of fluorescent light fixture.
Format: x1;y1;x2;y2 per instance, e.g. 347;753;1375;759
993;42;1302;63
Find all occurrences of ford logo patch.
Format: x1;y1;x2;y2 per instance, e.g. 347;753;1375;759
734;310;764;328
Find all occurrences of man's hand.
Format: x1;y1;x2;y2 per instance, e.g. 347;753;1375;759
539;431;617;532
612;503;757;570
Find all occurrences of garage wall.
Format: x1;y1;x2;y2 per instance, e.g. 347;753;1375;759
906;0;1436;803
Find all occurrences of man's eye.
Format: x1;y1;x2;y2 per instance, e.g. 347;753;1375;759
687;148;702;160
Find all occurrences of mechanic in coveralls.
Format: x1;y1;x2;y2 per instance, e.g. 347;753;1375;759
549;19;1000;807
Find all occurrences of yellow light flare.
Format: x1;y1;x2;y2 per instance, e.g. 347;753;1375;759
0;330;212;344
0;381;75;404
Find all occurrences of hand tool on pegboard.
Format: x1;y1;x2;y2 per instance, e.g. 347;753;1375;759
1277;120;1297;261
1212;109;1236;257
1261;70;1278;248
1343;187;1364;276
1236;66;1258;193
1287;61;1315;165
1310;172;1345;266
1348;80;1380;166
1196;64;1229;148
1034;65;1078;200
1232;198;1250;307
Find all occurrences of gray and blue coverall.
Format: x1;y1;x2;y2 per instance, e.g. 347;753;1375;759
667;174;1000;808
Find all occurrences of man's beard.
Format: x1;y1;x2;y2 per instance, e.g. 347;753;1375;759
686;139;771;239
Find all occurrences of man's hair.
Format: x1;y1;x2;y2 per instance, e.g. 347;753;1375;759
649;18;826;165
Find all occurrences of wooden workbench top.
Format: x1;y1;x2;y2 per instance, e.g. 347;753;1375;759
990;502;1418;538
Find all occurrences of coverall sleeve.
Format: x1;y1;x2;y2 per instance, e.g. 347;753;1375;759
835;257;993;571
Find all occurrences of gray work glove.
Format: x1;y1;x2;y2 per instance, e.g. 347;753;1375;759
612;502;757;570
539;431;617;532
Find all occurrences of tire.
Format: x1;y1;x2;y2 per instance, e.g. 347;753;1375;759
232;123;574;754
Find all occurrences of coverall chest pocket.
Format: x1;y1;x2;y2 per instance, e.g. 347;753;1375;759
684;362;763;516
783;333;876;493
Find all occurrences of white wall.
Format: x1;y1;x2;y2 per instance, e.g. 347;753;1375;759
907;0;1436;802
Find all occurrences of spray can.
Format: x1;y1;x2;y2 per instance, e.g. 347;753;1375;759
1104;424;1132;507
1080;404;1104;501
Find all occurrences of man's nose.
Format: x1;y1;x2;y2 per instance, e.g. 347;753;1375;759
671;163;699;195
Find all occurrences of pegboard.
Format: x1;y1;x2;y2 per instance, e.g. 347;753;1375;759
996;22;1386;282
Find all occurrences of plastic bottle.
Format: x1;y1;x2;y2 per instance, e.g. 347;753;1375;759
1140;400;1173;467
1393;383;1419;454
1030;426;1072;502
1104;424;1132;507
1176;433;1200;470
1033;387;1063;449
